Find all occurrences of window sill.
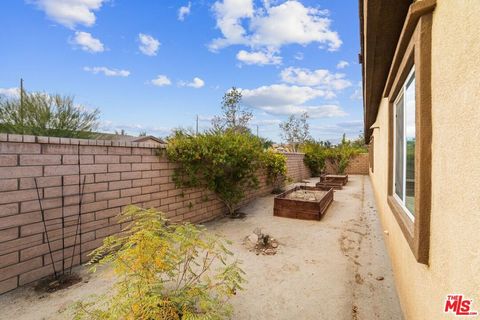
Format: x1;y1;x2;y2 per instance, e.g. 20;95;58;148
387;195;414;248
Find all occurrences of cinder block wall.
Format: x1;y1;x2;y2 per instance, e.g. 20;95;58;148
0;134;309;294
283;152;311;182
324;153;369;175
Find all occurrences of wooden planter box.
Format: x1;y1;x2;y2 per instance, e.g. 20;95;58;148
316;174;348;190
320;174;348;185
274;186;334;220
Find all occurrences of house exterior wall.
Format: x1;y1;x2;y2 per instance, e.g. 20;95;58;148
0;134;310;294
369;1;480;318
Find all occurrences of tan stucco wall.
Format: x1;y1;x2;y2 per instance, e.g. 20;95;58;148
369;1;480;319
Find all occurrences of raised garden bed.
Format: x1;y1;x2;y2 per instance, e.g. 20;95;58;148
274;186;334;220
321;174;348;185
316;174;348;190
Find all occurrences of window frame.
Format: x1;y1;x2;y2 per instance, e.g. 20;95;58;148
392;66;416;222
385;9;433;265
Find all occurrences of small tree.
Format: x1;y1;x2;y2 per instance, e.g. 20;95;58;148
212;87;252;133
167;130;264;216
279;112;310;152
0;89;99;138
73;206;245;319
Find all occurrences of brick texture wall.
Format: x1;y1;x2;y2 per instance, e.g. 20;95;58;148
283;152;311;182
324;153;369;175
0;134;309;294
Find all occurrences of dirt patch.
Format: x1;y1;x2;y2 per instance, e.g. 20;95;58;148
284;189;326;201
35;273;82;293
243;228;279;255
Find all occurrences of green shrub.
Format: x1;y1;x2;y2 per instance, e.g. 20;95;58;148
0;89;99;138
73;206;245;320
301;141;327;176
166;130;265;216
262;150;287;192
325;134;362;174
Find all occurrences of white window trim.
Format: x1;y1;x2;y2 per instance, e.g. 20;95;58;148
393;66;415;221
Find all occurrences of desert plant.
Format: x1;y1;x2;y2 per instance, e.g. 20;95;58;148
262;150;287;192
73;206;245;320
166;130;264;216
279;113;310;152
0;88;99;138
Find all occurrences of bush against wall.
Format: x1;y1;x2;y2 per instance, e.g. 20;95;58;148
302;141;328;177
302;135;367;175
262;149;287;192
74;206;245;320
167;130;279;216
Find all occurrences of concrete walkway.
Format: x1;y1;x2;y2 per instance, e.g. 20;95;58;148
0;175;403;320
208;175;403;320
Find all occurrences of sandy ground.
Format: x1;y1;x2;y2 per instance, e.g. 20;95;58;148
0;175;403;320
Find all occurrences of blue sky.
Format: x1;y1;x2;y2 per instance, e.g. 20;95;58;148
0;0;363;142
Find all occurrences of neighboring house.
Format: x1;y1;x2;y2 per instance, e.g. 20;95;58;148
360;0;479;318
95;134;165;147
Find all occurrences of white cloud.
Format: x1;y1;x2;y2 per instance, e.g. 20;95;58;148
179;77;205;88
210;0;341;52
350;81;363;100
178;2;191;21
294;52;304;60
336;60;349;69
100;121;171;136
280;67;351;90
0;87;19;98
240;83;347;118
251;118;281;126
236;49;281;65
242;84;331;107
150;75;172;87
138;33;160;56
83;66;130;77
30;0;106;28
210;0;254;51
260;105;347;118
72;31;104;53
311;120;363;139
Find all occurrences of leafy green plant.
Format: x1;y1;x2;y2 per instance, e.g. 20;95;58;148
0;88;99;138
73;206;245;320
262;150;287;192
301;140;327;176
325;134;362;174
166;130;265;216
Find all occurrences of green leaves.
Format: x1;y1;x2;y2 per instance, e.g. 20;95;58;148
74;206;245;320
262;150;287;189
302;135;366;175
0;89;99;138
166;130;266;215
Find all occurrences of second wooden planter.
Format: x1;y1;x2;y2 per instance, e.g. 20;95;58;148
274;186;334;221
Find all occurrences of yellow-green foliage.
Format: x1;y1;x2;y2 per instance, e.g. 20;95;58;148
166;130;278;215
73;206;245;320
262;150;287;190
302;141;328;176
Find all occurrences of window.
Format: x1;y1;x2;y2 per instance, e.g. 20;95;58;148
393;67;415;220
384;4;434;264
368;137;374;172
